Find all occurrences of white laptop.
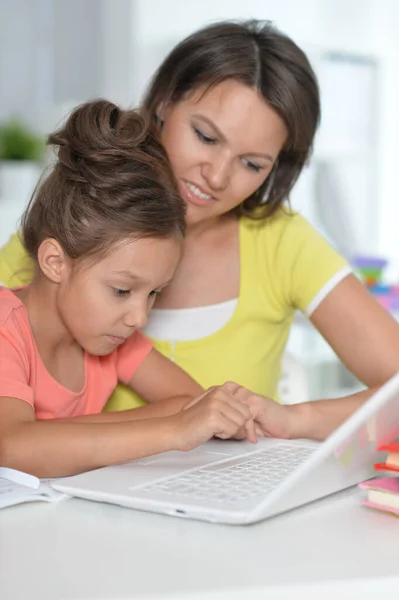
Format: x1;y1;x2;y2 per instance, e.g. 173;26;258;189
54;373;399;525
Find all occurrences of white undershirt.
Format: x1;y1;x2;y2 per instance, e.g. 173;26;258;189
143;298;239;341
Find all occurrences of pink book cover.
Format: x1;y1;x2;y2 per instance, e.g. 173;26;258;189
359;477;399;494
359;477;399;517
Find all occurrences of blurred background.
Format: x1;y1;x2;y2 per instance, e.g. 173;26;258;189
1;0;399;400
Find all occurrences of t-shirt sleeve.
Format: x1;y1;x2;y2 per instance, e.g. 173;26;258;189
270;212;351;316
116;330;153;384
0;324;34;405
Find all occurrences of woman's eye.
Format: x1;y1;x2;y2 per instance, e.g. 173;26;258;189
194;127;216;145
113;288;131;297
243;159;262;173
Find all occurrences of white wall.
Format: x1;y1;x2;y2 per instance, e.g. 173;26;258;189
0;0;44;127
367;0;399;271
53;0;102;106
0;0;104;131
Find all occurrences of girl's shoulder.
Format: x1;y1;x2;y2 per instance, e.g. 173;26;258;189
0;287;25;326
0;287;33;370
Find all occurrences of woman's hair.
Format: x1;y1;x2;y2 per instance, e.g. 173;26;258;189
143;20;320;219
21;100;185;262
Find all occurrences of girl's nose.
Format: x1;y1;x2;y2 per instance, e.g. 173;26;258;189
124;305;148;330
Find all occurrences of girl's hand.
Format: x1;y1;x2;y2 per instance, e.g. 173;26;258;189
172;385;257;451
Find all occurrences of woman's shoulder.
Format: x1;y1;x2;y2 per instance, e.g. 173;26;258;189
240;207;313;245
0;233;33;287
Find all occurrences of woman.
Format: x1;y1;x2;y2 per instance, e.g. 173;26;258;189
2;20;399;441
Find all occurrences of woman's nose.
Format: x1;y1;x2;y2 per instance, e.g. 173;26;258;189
201;154;231;191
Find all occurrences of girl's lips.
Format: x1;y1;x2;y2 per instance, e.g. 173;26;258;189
180;180;216;207
105;335;126;345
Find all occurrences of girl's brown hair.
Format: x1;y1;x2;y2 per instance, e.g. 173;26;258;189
21;100;185;262
143;20;320;219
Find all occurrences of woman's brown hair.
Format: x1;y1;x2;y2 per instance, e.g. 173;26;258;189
143;20;320;219
21;100;185;262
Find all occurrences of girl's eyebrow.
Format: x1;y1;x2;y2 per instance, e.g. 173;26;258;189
111;271;173;288
111;270;143;280
192;114;274;163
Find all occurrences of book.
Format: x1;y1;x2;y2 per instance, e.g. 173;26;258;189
374;441;399;473
0;467;68;509
359;477;399;516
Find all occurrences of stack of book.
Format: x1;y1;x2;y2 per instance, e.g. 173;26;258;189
359;441;399;516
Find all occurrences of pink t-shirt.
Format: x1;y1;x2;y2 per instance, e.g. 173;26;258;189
0;287;152;419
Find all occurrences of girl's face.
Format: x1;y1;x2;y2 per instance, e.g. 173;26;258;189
159;79;288;226
56;235;181;356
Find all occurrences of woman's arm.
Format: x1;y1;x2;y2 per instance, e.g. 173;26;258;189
282;274;399;440
222;275;399;442
222;382;380;442
284;274;399;439
287;387;378;441
310;274;399;388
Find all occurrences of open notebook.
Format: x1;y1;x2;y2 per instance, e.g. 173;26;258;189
0;467;68;509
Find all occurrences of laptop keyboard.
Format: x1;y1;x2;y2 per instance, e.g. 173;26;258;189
138;445;314;505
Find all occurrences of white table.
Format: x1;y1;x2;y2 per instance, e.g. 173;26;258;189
0;487;398;600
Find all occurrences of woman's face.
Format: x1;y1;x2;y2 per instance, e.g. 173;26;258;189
159;79;288;226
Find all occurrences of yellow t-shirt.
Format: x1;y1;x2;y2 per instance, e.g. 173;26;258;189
0;232;33;287
0;211;348;412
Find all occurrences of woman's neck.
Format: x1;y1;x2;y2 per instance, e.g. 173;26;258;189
185;212;237;241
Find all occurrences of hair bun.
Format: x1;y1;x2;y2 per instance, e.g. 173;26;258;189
49;99;151;190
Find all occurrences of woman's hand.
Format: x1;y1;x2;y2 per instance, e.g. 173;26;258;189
174;384;257;450
221;382;296;439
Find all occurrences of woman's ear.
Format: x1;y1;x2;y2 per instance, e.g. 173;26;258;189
154;103;166;127
37;238;70;284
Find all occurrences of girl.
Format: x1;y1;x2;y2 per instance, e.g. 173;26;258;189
0;99;257;478
2;21;399;442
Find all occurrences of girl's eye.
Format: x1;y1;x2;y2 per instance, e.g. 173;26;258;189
113;288;131;297
243;158;262;173
149;290;161;298
194;127;217;145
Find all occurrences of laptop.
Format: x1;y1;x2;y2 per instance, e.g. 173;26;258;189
53;373;399;525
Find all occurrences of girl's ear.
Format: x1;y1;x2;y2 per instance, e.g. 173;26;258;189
37;238;70;284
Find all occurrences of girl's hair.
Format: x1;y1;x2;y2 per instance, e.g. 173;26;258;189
143;20;320;219
21;100;185;262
